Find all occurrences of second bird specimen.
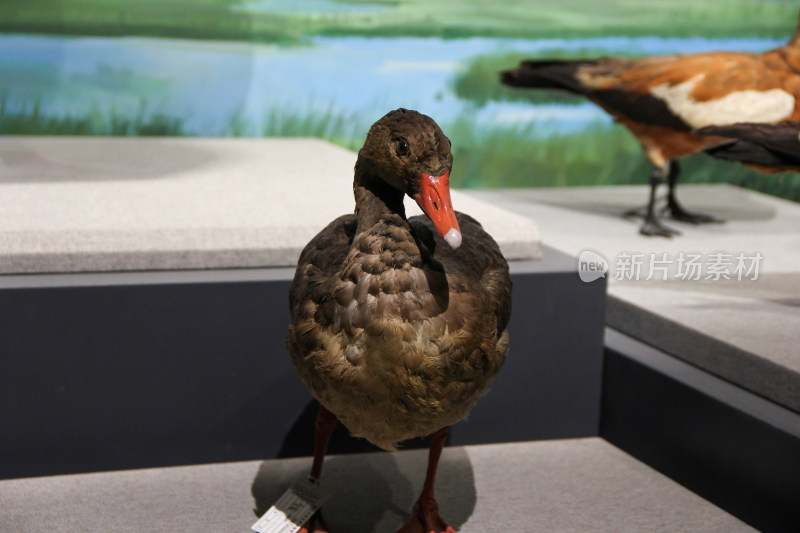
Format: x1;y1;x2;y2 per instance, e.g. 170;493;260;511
502;13;800;236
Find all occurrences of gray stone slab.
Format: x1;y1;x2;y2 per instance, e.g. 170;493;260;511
0;438;754;533
607;276;800;413
0;137;540;274
466;185;800;413
602;329;800;532
467;183;800;273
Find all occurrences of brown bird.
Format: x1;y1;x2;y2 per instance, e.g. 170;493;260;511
287;108;511;533
501;14;800;237
697;121;800;172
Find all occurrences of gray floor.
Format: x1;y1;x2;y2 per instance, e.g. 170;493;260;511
466;184;800;414
0;438;754;533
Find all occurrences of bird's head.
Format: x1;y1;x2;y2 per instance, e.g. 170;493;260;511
356;108;461;249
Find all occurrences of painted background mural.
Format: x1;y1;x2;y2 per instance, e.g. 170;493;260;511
2;0;799;200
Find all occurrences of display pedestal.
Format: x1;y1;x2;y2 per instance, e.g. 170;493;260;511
468;185;800;531
0;136;604;480
468;184;800;413
0;248;605;479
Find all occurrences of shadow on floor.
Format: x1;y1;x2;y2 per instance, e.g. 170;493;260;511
0;138;216;183
276;399;432;459
253;400;477;532
478;184;776;222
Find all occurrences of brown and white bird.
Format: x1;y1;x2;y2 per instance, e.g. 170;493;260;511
287;108;511;533
697;121;800;172
502;14;800;236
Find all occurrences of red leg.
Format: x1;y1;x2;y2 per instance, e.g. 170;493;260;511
396;426;456;533
300;404;338;533
309;404;338;481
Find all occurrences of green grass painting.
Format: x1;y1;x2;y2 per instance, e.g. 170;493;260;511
0;0;797;43
0;98;183;136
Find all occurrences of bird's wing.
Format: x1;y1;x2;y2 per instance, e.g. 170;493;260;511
288;214;357;323
697;122;800;169
410;212;511;334
698;122;800;154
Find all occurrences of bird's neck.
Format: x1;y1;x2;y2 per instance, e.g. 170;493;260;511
353;173;407;233
348;173;425;273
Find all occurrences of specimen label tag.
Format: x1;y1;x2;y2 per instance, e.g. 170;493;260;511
251;479;330;533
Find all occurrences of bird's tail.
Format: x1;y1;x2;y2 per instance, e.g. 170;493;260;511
500;59;592;95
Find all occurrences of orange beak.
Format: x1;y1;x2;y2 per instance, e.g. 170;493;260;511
413;170;462;249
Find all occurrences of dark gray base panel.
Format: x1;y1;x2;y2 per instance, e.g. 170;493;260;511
0;249;605;479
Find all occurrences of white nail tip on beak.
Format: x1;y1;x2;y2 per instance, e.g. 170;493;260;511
444;228;462;249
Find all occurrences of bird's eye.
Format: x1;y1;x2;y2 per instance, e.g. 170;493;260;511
396;140;410;157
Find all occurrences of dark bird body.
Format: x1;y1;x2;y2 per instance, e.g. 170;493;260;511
287;108;511;533
502;15;800;236
288;211;509;450
697;122;800;172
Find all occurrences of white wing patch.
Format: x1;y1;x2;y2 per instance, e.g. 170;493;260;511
650;75;795;128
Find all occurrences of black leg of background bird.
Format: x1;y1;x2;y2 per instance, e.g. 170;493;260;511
396;426;456;533
638;166;680;237
662;161;725;224
300;404;338;533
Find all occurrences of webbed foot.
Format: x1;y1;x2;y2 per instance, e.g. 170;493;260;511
395;497;456;533
640;216;680;237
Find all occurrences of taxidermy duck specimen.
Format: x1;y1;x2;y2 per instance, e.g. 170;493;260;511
287;108;511;533
501;12;800;237
697;122;800;172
